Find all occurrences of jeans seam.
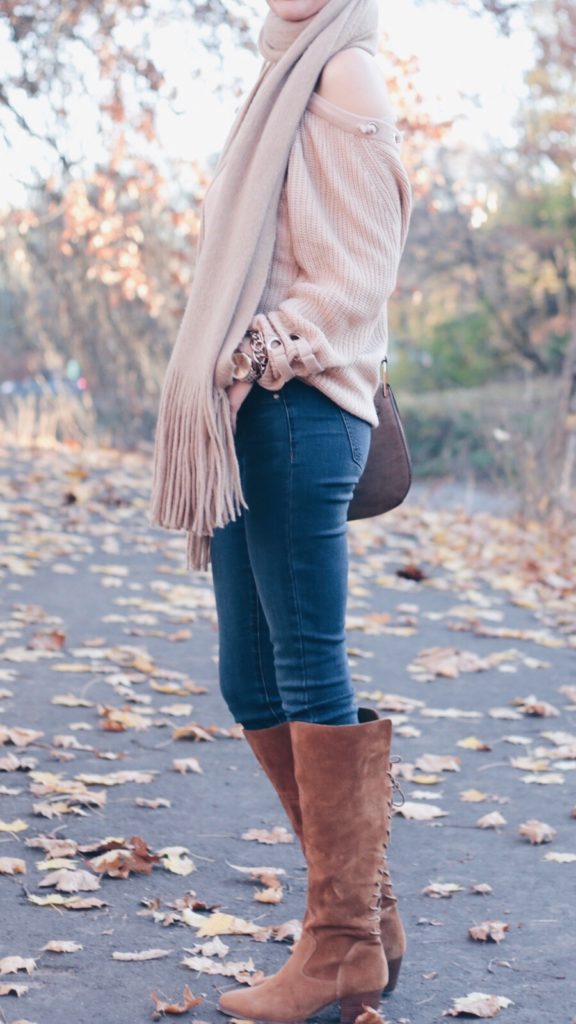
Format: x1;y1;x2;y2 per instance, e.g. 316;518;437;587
282;389;310;717
254;589;285;725
337;406;364;468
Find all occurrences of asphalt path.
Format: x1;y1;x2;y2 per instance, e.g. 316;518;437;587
0;441;574;1024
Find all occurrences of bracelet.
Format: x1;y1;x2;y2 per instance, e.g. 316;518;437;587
243;328;269;380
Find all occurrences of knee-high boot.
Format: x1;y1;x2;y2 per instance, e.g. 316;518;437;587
219;716;398;1023
242;709;406;993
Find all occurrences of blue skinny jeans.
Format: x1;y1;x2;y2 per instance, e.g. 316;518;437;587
210;378;372;729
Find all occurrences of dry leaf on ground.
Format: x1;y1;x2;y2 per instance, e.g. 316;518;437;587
172;757;203;775
444;992;513;1017
112;949;171;961
354;1005;389;1024
150;984;203;1019
241;826;293;845
41;941;83;953
38;868;101;893
543;852;576;863
422;882;465;898
395;802;447;821
0;857;26;874
0;958;36;976
0;982;28;996
469;920;509;943
518;820;557;844
476;812;507;829
0;819;28;833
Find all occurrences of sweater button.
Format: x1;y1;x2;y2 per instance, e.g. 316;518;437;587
268;337;282;349
358;121;378;134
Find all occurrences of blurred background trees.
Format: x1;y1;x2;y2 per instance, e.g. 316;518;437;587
0;0;574;506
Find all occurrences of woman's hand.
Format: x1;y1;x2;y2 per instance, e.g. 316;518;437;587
226;379;253;433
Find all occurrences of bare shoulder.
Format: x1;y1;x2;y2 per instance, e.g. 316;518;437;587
315;47;396;122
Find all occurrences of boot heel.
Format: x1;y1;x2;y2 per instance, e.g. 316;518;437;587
383;955;403;993
340;991;383;1024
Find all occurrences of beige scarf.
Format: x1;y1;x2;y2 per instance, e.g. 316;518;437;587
148;0;380;571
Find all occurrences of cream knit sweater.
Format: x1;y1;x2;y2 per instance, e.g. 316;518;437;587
204;90;413;427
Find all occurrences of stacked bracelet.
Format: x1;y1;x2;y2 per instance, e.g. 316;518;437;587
243;329;269;380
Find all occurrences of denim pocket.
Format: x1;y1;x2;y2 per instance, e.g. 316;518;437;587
338;407;372;471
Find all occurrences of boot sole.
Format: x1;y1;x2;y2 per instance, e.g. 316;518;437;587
218;989;384;1024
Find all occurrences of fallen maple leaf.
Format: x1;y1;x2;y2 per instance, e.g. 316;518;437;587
157;847;195;876
415;754;461;773
0;958;36;976
38;868;101;893
28;894;107;910
354;1005;389;1024
518;820;557;844
0;857;26;875
457;736;491;751
241;826;294;845
112;949;171;961
0;982;28;996
150;984;203;1019
0;819;28;833
469;920;509;943
135;797;171;809
172;757;203;775
444;991;513;1017
172;723;214;742
396;802;447;821
543;852;576;863
41;941;83;953
476;812;507;829
193;911;263;937
422;882;465;898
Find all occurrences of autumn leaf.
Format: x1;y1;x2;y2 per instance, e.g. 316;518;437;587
0;857;26;875
457;736;492;751
38;868;101;892
543;852;576;863
41;941;83;953
192;911;263;937
172;757;203;775
444;992;514;1017
28;894;107;910
150;984;203;1019
0;958;36;975
0;819;28;833
0;982;29;996
241;826;294;845
518;820;557;844
422;882;465;898
157;847;195;876
112;949;171;961
469;920;510;943
476;812;507;829
354;1005;389;1024
172;723;214;742
470;883;493;894
396;802;447;821
135;797;171;809
415;753;461;773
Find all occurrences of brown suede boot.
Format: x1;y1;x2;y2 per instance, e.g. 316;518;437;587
243;709;406;993
218;716;396;1022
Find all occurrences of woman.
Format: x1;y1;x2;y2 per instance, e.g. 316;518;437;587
149;0;412;1018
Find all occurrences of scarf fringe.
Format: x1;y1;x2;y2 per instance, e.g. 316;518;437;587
148;363;248;572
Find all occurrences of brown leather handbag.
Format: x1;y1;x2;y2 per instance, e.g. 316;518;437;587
347;358;412;521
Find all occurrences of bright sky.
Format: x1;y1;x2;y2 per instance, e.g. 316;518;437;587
0;0;534;208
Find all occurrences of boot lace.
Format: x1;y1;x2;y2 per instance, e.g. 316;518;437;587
369;754;405;935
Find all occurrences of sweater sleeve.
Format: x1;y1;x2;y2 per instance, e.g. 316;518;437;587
248;112;412;391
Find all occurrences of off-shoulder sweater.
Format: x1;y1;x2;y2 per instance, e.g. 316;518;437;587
205;89;413;427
